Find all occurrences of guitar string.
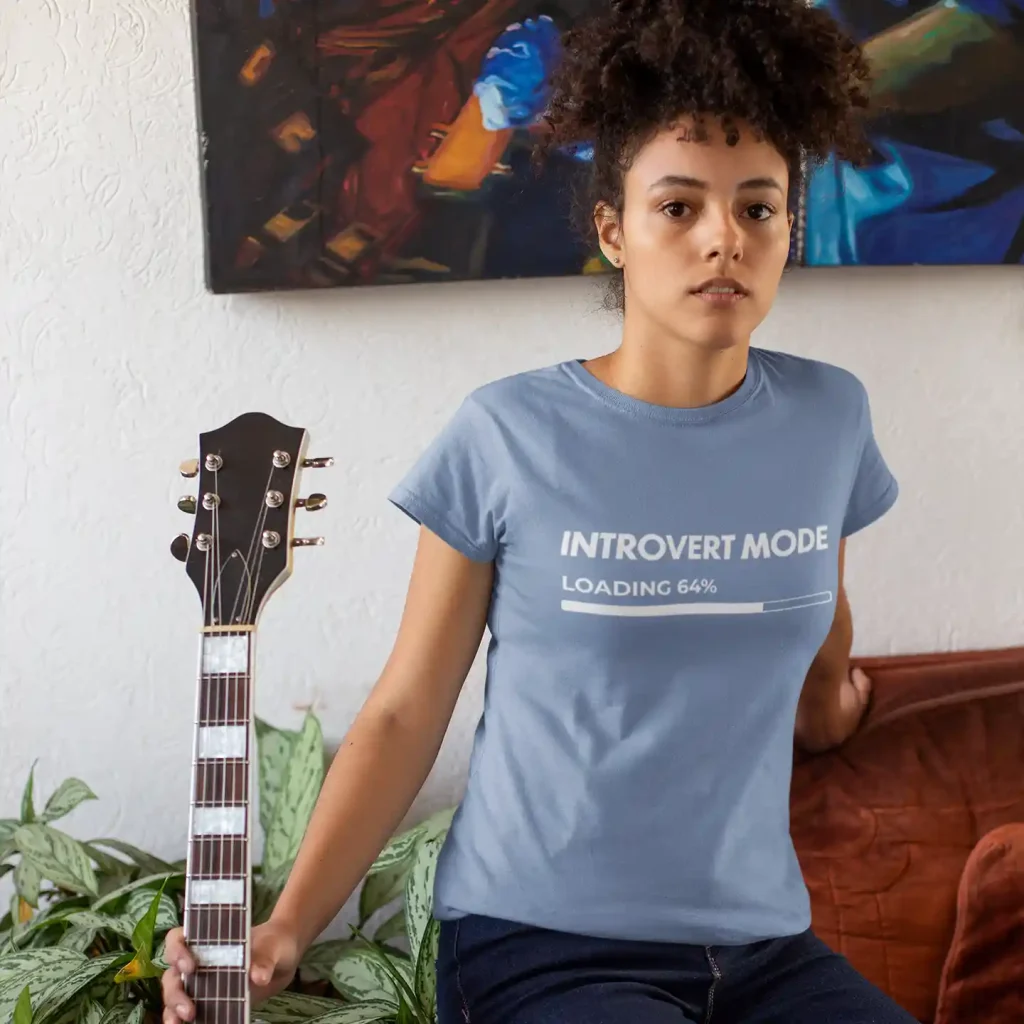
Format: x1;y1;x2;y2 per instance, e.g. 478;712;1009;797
229;464;275;627
211;466;225;1024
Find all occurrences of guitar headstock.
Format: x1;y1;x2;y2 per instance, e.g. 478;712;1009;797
172;412;330;627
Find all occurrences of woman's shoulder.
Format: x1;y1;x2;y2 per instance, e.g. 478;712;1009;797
752;346;868;406
461;361;578;418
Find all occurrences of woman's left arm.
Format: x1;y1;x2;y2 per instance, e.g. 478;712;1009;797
794;538;873;754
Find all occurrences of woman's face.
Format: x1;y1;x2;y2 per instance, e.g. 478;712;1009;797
597;116;793;350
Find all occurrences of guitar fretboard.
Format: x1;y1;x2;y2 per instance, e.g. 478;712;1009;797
184;632;253;1024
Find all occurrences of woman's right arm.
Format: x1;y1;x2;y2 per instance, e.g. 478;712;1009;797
162;526;494;1022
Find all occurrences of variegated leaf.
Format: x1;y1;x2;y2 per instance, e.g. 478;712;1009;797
29;951;125;1023
0;949;86;1021
56;927;97;953
14;858;43;907
12;826;98;897
304;1003;400;1024
366;828;423;876
125;1004;145;1024
40;781;97;825
85;840;174;877
124;890;177;934
78;999;105;1024
327;946;403;1005
255;718;300;837
360;860;411;926
263;714;324;874
61;911;133;939
0;819;20;843
255;991;348;1022
414;916;439;1018
300;938;358;979
98;1005;134;1023
403;835;444;966
91;873;182;913
373;910;407;946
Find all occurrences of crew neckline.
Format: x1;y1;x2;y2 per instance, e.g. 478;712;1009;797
561;348;764;425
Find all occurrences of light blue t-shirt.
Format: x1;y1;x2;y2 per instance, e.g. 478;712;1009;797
389;347;898;945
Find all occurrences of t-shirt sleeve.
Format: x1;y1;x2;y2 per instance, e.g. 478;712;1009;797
842;383;899;538
388;397;505;562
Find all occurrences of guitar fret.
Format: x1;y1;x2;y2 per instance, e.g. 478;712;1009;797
186;966;247;1001
190;836;247;876
199;673;250;724
187;906;246;941
194;761;248;804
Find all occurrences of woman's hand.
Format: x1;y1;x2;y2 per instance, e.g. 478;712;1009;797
160;920;301;1022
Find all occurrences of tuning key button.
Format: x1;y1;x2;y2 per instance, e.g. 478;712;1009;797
170;534;190;562
292;537;325;547
179;459;199;479
177;495;197;515
302;457;334;469
296;493;327;511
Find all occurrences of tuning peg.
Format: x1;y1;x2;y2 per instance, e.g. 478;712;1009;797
292;537;325;547
170;534;190;562
302;457;334;469
177;495;197;514
179;458;199;479
296;493;327;511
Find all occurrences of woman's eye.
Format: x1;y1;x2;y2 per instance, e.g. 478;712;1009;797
745;203;776;222
661;201;691;219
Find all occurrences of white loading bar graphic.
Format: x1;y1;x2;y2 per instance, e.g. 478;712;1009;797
562;591;834;617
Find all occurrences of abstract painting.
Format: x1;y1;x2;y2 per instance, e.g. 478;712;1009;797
189;0;1024;292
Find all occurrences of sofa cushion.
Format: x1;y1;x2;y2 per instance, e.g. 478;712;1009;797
933;823;1024;1024
790;647;1024;1023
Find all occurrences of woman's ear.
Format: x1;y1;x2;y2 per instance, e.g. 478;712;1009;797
595;202;624;267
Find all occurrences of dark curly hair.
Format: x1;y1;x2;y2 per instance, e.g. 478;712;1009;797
541;0;872;304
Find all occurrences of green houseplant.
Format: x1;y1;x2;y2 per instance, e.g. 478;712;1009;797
0;713;453;1023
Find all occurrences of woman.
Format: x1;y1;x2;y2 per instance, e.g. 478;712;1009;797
163;0;909;1020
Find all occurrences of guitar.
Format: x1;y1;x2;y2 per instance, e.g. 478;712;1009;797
171;413;331;1024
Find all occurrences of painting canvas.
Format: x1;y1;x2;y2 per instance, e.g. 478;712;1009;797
189;0;1024;293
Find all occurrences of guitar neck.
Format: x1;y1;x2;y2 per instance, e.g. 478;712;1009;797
184;629;254;1024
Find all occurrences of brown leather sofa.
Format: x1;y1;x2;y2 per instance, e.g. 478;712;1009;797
791;646;1024;1023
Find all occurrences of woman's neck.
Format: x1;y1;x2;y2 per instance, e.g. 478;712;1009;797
584;326;752;410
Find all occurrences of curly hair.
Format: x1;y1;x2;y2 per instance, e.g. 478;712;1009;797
541;0;872;304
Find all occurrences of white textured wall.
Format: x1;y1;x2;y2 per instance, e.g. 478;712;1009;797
2;1;1023;886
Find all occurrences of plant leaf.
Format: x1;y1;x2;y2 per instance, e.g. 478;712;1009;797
13;825;98;897
56;927;98;953
13;984;32;1024
40;781;97;825
131;882;166;958
255;718;300;838
30;952;127;1024
360;861;411;926
304;1004;400;1024
125;1004;145;1024
21;764;38;825
262;714;324;875
403;834;444;966
91;873;182;913
300;939;359;979
61;911;134;940
14;859;43;908
0;819;20;843
366;828;424;877
325;945;402;1005
85;840;174;877
413;917;439;1018
0;949;87;1022
255;991;349;1022
79;1000;105;1024
98;1007;134;1024
373;910;407;946
124;889;177;935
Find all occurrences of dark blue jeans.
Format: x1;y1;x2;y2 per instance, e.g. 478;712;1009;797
437;915;919;1024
